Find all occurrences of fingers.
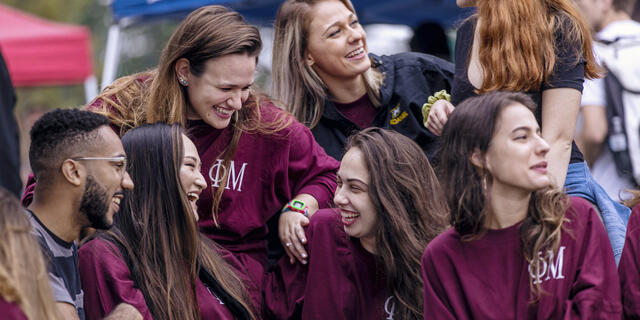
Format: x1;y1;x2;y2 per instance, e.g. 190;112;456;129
426;100;455;136
279;211;309;264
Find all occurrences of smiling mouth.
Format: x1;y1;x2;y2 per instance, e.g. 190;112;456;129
187;192;199;203
340;209;360;226
345;47;365;58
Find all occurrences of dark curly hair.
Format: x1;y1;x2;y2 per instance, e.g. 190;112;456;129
29;108;109;179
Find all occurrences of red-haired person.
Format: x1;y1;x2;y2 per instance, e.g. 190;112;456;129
424;0;630;264
422;92;621;318
267;128;448;319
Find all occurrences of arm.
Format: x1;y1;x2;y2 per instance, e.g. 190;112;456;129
79;239;153;320
564;199;622;318
425;99;455;136
56;302;80;320
541;88;581;187
575;105;607;166
104;303;143;320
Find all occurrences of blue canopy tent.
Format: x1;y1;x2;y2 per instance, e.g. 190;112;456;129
102;0;472;88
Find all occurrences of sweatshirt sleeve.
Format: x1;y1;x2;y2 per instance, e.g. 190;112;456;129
78;239;153;320
619;205;640;318
563;198;622;319
421;246;458;320
284;118;339;208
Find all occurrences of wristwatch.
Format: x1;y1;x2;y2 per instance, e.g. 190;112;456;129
282;199;309;217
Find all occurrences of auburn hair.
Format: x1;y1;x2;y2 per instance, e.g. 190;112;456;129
474;0;600;93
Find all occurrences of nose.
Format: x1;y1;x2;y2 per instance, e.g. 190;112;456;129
347;25;364;43
227;90;243;110
333;185;348;206
121;170;134;190
195;171;207;191
535;135;550;156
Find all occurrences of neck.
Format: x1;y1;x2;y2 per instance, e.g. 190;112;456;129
600;11;632;32
29;187;83;243
360;235;376;254
485;184;531;229
325;76;367;104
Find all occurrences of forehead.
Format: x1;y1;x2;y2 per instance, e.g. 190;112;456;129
202;53;256;85
338;147;369;182
309;1;353;30
182;134;199;157
93;126;124;156
494;103;538;133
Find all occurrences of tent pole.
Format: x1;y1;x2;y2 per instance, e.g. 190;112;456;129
84;75;98;103
101;23;121;90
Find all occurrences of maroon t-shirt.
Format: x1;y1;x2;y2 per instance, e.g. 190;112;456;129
0;296;27;320
266;208;396;319
78;238;265;320
333;94;377;130
619;205;640;317
421;197;621;319
188;103;339;266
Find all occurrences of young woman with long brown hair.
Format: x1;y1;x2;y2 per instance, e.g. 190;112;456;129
0;187;60;320
423;0;630;265
422;91;621;318
22;5;339;267
267;128;448;320
271;0;454;162
79;123;263;320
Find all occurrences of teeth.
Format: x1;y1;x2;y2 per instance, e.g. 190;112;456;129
113;198;120;205
187;192;199;202
215;106;233;115
346;47;364;58
341;211;360;221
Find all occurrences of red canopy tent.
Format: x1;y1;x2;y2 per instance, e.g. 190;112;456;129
0;4;97;100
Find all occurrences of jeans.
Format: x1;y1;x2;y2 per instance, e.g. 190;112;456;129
564;161;630;265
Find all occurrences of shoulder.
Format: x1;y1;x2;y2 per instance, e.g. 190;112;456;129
628;204;640;232
308;208;345;240
422;227;461;262
374;52;454;75
79;238;125;266
562;196;604;238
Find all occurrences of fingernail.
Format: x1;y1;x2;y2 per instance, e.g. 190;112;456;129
302;260;307;265
302;253;307;258
302;238;306;243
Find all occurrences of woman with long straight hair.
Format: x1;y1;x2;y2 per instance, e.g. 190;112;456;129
0;187;60;320
423;0;630;263
22;5;339;267
271;0;454;162
268;128;448;319
422;92;621;318
79;123;262;320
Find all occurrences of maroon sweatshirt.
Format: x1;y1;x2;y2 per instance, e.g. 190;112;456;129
187;102;338;266
0;297;27;320
78;238;265;320
421;197;621;319
619;204;640;318
266;208;396;320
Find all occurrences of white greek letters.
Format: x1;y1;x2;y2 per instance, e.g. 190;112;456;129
208;159;248;191
384;296;395;320
528;246;566;284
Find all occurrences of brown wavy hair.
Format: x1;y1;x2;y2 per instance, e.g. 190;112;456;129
0;188;60;320
438;92;569;299
272;0;383;128
99;124;256;320
345;128;448;319
473;0;600;93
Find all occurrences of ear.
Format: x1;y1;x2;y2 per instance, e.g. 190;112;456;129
305;51;315;67
60;159;84;187
469;148;485;169
175;58;191;83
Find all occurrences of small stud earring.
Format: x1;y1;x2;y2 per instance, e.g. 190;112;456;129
178;77;188;86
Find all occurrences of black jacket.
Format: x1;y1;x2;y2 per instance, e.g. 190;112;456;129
0;50;21;197
311;52;454;162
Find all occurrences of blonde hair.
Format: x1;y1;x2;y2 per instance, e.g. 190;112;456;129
272;0;383;128
474;0;601;93
0;188;60;320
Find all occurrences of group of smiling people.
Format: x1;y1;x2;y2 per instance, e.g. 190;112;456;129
4;0;640;318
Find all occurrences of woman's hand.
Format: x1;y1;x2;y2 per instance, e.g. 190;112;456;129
426;99;455;136
279;210;309;264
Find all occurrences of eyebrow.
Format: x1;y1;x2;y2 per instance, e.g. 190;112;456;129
322;13;356;37
184;156;199;163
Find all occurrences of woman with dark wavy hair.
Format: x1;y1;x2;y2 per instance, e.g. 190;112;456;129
422;91;621;318
268;128;448;320
79;123;262;320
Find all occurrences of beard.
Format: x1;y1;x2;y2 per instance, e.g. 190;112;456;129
79;175;113;230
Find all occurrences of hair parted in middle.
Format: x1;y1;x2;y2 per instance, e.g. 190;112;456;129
438;91;569;299
345;127;448;319
99;123;256;320
473;0;601;94
272;0;383;128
